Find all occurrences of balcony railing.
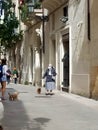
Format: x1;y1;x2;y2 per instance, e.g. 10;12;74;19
19;0;42;25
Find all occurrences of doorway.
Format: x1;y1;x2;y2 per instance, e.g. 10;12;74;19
62;33;69;92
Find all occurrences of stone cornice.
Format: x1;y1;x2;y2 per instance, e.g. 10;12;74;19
42;0;68;12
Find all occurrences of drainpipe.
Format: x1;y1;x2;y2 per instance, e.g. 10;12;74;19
42;7;45;53
87;0;91;41
87;0;92;98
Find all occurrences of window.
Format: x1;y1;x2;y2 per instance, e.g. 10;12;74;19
63;6;68;17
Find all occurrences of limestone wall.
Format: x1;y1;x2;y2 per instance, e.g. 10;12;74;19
89;0;98;99
69;0;90;97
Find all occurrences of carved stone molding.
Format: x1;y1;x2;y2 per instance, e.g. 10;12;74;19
42;0;68;12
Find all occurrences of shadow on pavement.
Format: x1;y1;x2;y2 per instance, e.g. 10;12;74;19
1;88;51;130
35;94;52;98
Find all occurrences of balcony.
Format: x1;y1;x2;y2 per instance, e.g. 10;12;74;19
42;0;69;12
19;0;42;26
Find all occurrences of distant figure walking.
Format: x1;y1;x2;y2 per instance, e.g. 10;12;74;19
43;64;57;95
12;67;18;84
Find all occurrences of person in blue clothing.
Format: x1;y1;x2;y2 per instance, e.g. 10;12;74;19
0;59;8;100
43;64;57;95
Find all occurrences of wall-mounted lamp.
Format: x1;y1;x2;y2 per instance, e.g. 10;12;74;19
60;16;68;23
27;3;34;13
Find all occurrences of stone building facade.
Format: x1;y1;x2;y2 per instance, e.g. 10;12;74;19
8;0;98;99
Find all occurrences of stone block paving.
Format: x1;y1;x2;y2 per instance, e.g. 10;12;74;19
1;83;98;130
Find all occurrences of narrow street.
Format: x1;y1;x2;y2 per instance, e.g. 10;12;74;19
0;84;98;130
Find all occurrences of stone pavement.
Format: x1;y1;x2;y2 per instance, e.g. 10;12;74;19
1;83;98;130
0;99;4;126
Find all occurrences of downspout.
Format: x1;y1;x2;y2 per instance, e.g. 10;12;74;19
42;7;45;53
87;0;91;41
87;0;92;98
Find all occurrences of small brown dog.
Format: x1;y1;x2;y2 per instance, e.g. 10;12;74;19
37;88;41;94
8;92;19;101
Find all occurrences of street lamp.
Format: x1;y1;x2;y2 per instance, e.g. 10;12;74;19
26;0;48;53
35;8;48;53
27;3;34;13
